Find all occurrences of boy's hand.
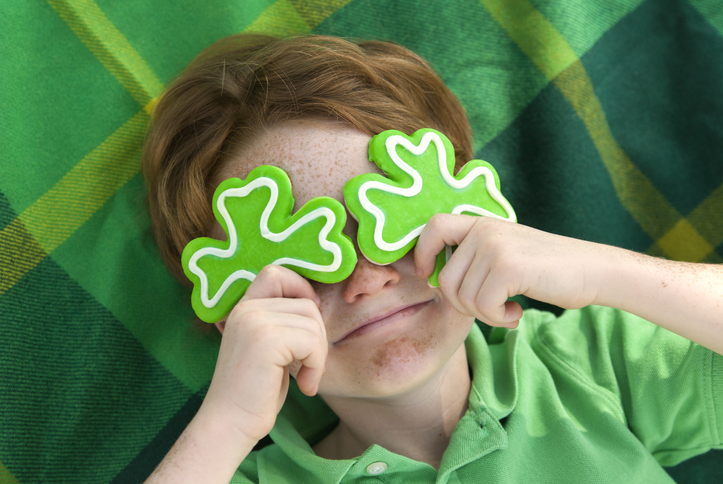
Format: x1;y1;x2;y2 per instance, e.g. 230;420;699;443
414;214;603;327
201;264;328;444
145;265;327;483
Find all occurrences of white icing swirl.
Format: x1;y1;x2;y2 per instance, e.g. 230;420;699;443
188;176;343;309
357;131;517;252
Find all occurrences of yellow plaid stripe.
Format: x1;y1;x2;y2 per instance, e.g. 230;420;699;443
0;111;148;296
688;183;723;248
0;460;20;484
0;0;350;389
245;0;312;36
47;0;163;112
2;0;349;299
6;0;718;303
20;111;147;253
0;219;46;296
288;0;353;28
245;0;352;36
482;0;722;262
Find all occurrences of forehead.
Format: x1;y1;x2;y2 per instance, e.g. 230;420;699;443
222;121;380;207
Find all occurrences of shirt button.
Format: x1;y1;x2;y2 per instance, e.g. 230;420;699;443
366;462;388;475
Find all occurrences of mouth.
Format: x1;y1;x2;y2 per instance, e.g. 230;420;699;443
332;299;433;345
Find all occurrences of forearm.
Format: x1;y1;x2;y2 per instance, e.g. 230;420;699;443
593;247;723;354
144;403;258;484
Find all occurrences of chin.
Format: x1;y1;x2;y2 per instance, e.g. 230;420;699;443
320;332;460;399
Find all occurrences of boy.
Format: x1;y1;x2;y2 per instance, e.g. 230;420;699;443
142;34;722;483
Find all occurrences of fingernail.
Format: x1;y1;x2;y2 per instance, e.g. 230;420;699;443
415;266;423;278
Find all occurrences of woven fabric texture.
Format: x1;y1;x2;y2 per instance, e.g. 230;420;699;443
1;0;722;482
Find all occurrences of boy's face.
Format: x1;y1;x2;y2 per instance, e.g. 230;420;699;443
218;120;475;399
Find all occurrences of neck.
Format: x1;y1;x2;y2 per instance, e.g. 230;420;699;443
313;345;471;469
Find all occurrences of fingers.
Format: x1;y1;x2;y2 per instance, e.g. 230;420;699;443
472;269;523;327
230;265;328;396
243;264;320;304
274;323;328;396
434;235;482;316
241;311;328;396
295;356;326;396
414;214;477;278
283;321;327;396
439;252;521;327
421;215;522;327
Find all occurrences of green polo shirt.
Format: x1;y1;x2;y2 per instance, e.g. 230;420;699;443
231;306;723;483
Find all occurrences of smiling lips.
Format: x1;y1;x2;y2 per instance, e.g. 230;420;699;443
332;300;433;344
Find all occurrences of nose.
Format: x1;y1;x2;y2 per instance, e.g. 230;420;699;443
342;255;401;303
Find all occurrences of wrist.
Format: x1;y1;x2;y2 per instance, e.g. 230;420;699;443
583;243;633;309
193;399;262;455
144;400;258;484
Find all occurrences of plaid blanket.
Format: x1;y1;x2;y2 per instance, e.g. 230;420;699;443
1;0;721;482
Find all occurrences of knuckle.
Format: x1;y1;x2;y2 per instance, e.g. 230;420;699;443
241;307;265;321
471;215;493;231
492;255;515;274
471;217;501;241
249;323;277;344
227;300;253;322
427;213;446;228
258;264;283;279
457;283;476;308
474;289;491;311
299;297;319;314
475;293;501;324
437;268;452;288
312;331;327;353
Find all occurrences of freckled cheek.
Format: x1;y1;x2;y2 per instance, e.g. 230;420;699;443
309;283;347;336
322;325;441;388
369;328;438;373
315;298;473;394
311;284;333;315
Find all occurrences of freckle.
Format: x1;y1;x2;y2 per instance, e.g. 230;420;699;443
371;336;409;368
369;327;438;371
413;331;436;353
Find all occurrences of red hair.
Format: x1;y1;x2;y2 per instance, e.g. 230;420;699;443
142;34;473;284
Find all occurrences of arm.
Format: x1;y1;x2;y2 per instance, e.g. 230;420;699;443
145;265;327;483
593;246;723;355
144;404;258;484
414;214;723;354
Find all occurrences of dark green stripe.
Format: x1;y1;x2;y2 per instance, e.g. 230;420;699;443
0;257;192;483
111;392;204;483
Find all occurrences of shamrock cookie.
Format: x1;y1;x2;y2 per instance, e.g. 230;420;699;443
343;128;516;286
183;165;356;323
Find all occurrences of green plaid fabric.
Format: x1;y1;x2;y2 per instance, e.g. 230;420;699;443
1;0;721;482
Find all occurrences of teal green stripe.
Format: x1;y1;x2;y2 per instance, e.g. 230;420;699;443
689;0;723;36
51;174;219;393
0;257;193;482
528;0;644;57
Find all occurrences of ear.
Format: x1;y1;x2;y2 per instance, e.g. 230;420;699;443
214;320;226;334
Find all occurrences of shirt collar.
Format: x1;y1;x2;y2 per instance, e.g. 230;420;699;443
263;322;521;482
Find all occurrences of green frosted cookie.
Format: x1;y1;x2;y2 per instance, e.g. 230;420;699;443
343;128;516;286
182;165;357;323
